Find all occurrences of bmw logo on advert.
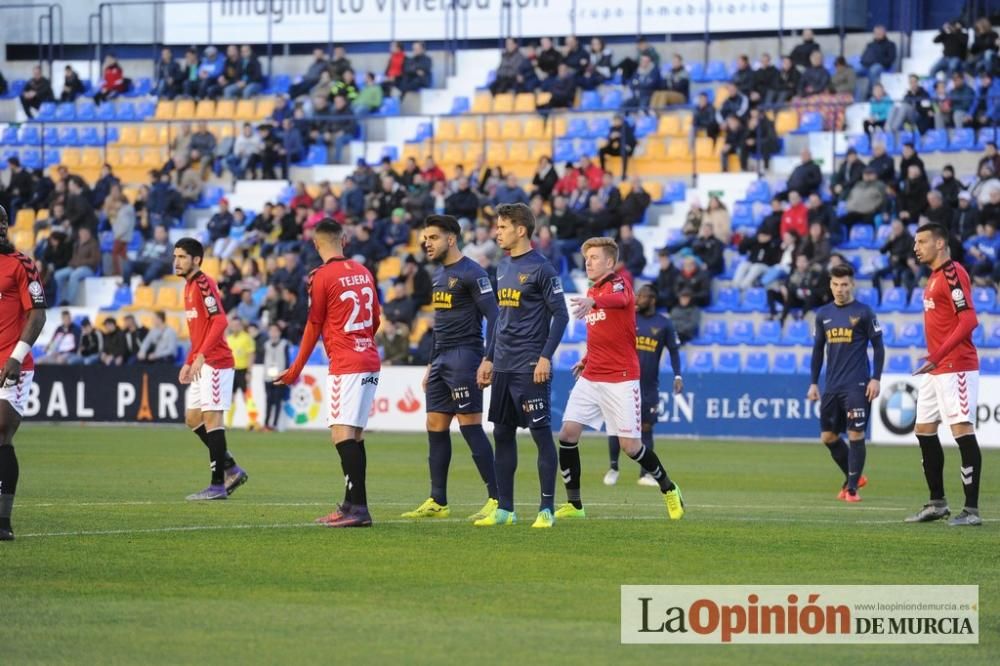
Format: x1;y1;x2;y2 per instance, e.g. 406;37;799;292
879;380;919;435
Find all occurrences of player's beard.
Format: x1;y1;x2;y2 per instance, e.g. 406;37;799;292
0;226;13;255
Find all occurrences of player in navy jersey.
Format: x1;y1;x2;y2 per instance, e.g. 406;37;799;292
807;263;884;502
605;284;683;487
475;203;569;528
401;215;500;522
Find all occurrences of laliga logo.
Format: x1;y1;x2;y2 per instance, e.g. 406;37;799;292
879;380;919;435
284;374;322;425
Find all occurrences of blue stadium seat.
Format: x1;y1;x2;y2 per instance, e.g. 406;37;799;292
982;356;1000;374
412;122;433;142
59;126;81;146
772;352;797;374
0;149;18;164
588;118;610;139
781;319;812;346
117;102;138;121
601;89;623;110
848;133;871;156
20;149;41;170
34;102;56;121
948;128;976;152
124;77;152;98
195;186;224;209
754;320;782;345
380;145;399;163
554;348;581;370
986;323;1000;348
878;321;896;346
43;149;60;167
794;112;823;134
693;320;727;345
973;325;985;347
449;96;470;115
799;352;815;375
731;201;754;228
904;287;924;313
976;127;997;149
564;118;588;139
80;126;103;146
893;323;924;347
307;345;327;366
662;180;686;203
127;230;144;252
553;139;577;163
878;287;908;312
705;60;728;81
887;355;914;374
107;286;133;310
579;90;601;110
737;288;768;312
973;287;998;313
920;129;948;153
745;179;771;203
846;224;875;249
576;138;597;157
687;61;706;82
875;223;892;246
377;97;401;115
265;74;291;95
716;352;741;373
561;322;587;343
54;103;76;121
302;144;327;166
743;352;769;373
1;126;19;145
136;99;157;119
76;100;97;121
0;79;25;100
689;351;714;373
42;127;59;146
633;115;657;137
855;286;878;309
725;320;755;345
705;287;739;313
19;126;41;145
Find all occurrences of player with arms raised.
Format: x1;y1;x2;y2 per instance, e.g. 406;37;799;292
475;203;568;528
807;263;883;502
401;215;499;522
277;220;381;528
907;223;983;526
556;238;684;521
175;238;248;501
604;283;683;487
0;205;47;541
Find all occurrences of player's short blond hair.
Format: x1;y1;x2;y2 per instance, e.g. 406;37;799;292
581;237;618;261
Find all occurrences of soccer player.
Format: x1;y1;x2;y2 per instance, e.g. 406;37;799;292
0;205;47;541
475;202;568;528
555;238;684;521
807;263;883;502
604;283;683;487
401;215;500;521
175;238;249;500
276;220;381;528
907;223;983;526
226;317;259;429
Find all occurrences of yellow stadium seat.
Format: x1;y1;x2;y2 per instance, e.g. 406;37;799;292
60;148;82;168
643;139;668;160
552;116;568;138
174;99;196;119
213;99;235;120
644;181;663;202
486;142;507;163
141;148;165;169
775;109;799;135
436;119;458;141
376;256;402;282
507;141;530;162
514;93;536;112
441;142;465;165
195;100;216;119
255;97;276;118
409;318;430;344
713;85;730;109
471;92;491;114
120;148;141;168
527;141;549;162
217;123;235;139
657;114;681;137
666;139;691;160
154;100;176;120
535;91;551;107
695;136;716;159
201;256;221;279
117;126;140;146
138;125;162;146
14;209;34;230
35;227;50;243
484;118;502;140
501;119;522;140
81;148;103;167
167;314;189;340
617;181;632;198
35;208;49;221
12;229;33;253
234;99;256;121
128;286;155;310
154;286;181;310
104;147;123;167
457;119;481;140
522;117;548;140
492;93;514;113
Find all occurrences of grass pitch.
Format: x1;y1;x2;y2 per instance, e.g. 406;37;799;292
3;425;998;664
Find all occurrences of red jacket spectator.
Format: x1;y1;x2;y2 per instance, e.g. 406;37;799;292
580;159;605;191
781;200;808;238
421;161;446;183
386;44;405;80
100;62;126;94
554;167;579;196
290;191;313;210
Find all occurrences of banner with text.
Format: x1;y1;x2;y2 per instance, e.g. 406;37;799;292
163;0;836;45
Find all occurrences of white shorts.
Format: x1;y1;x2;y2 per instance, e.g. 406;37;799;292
916;370;979;426
185;365;234;412
0;371;33;417
562;377;641;438
328;371;380;429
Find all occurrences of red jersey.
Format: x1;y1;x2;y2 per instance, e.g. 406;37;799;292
781;203;808;238
923;260;979;374
184;271;234;369
580;272;640;382
0;251;46;371
307;257;381;374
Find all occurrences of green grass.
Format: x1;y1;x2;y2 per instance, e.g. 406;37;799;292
2;425;998;664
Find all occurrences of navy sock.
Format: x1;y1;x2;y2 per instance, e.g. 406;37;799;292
825;438;849;481
608;436;620;470
847;438;867;492
956;433;982;509
427;430;452;506
492;424;518;512
558;440;582;509
917;433;946;501
531;427;557;513
334;440;352;508
0;445;19;531
640;429;655;477
628;444;674;493
204;428;227;485
460;424;498;500
337;438;366;507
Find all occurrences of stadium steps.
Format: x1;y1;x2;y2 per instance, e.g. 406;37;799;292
228;179;294;215
417;49;498;116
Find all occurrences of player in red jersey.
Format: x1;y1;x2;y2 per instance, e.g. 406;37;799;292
908;223;983;526
174;238;248;501
276;220;381;528
555;237;684;522
0;205;47;541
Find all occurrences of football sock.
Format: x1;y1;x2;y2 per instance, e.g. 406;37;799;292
916;433;946;501
640;430;655;477
825;438;849;479
608;436;620;470
0;445;18;531
628;444;674;493
358;439;367;479
336;438;367;507
334;440;352;507
460;424;498;499
493;424;518;512
847;438;867;492
530;427;557;513
955;433;982;509
204;428;227;485
558;440;582;509
427;430;452;506
194;424;236;470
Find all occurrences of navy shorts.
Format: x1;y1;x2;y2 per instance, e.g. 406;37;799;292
425;347;483;414
820;389;870;435
488;370;551;428
640;391;660;426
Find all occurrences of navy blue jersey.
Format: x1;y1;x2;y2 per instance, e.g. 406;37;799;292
431;256;498;357
487;249;569;372
635;312;682;393
811;300;885;393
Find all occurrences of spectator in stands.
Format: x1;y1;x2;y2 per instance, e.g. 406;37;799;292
370;174;406;219
322;95;357;163
859;25;896;97
800;219;832;267
65;178;98;233
492;173;530;207
223;44;263;99
331;68;359;103
269;117;303;180
776;55;801;104
99;318;127;366
136;311;177;363
752;53;781;107
91;163;120;209
353;72;384;115
277;285;308;340
562;35;589;72
691;222;725;276
970;17;999;74
345;223;387;270
0;69;6;97
867;141;895;184
124;224;172;285
382;283;417;325
189;121;217;177
290;48;330;99
781;191;808;238
550;192;580;246
208;45;240;99
177;47;200;98
790;29;820;69
206;197;233;250
797;50;831;98
732;55;755;96
717;82;749;122
743;107;779;171
932;21;969;77
60;65;86;102
863;83;892;138
692;92;720;143
887;74;932;133
806;192;837;234
580;196;614;239
491;38;528;96
924;190;955;228
20;64;53;119
226;122;262;181
938;165;966;209
577;62;604;92
421;156;445;184
175;155;203;206
733;228;780;289
931;80;954;129
670;290;700;343
39;311;81;365
94;54;127;104
980;142;1000;177
327;44;351;79
617;36;659;82
719;115;746;173
445;177;481;225
537;62;577;114
154;48;181;99
653;250;679;308
567;174;591;212
597;114;636;177
873;217;917;302
54;226;99;305
399;157;420;189
531;156;558;201
463;222;500;267
971;162;1000;206
966;219;1000;284
121;314;147;363
535;37;561;81
594;172;622;218
586;37;613;81
758;197;784;236
841;167;886;232
615;224;646;277
783;149;823;199
971;72;1000;128
982;187;1000;227
106;184;134;276
662;53;690;104
381;207;411;252
377;321;411;366
955;190;980;240
2;157;33;220
673;255;711;307
383;41;406;94
40;228;71;278
78;318;103;365
768;253;823;322
624;54;661;110
620;176;651;226
948;71;976;129
898;164;930;222
196;46;224;99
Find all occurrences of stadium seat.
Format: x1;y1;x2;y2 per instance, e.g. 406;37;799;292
693;320;726;345
448;96;470;115
154;287;181;310
20;149;41;170
737;288;768;312
579;90;600;110
662;180;686;203
705;60;728;81
302;144;327;166
772;352;797;374
688;351;714;373
878;287;908;312
893;323;924;347
687;61;706;82
553;139;577;163
973;287;997;313
588;118;610;139
947;128;975;152
799;353;814;375
725;320;755;345
920;129;948;153
879;321;896;346
855;287;878;309
554;348;581;370
20;126;41;145
743;352;769;373
54;103;75;121
905;287;925;313
378;97;401;116
887;355;914;374
716;352;740;373
973;325;985;347
704;287;739;314
564;118;589;139
846;224;876;249
982;357;1000;375
128;286;155;311
115;102;137;121
154;100;176;120
780;319;812;346
58;126;81;147
986;323;1000;348
34;102;56;121
976;127;997;149
754;320;782;345
42;127;59;146
774;109;799;135
794;112;823;134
